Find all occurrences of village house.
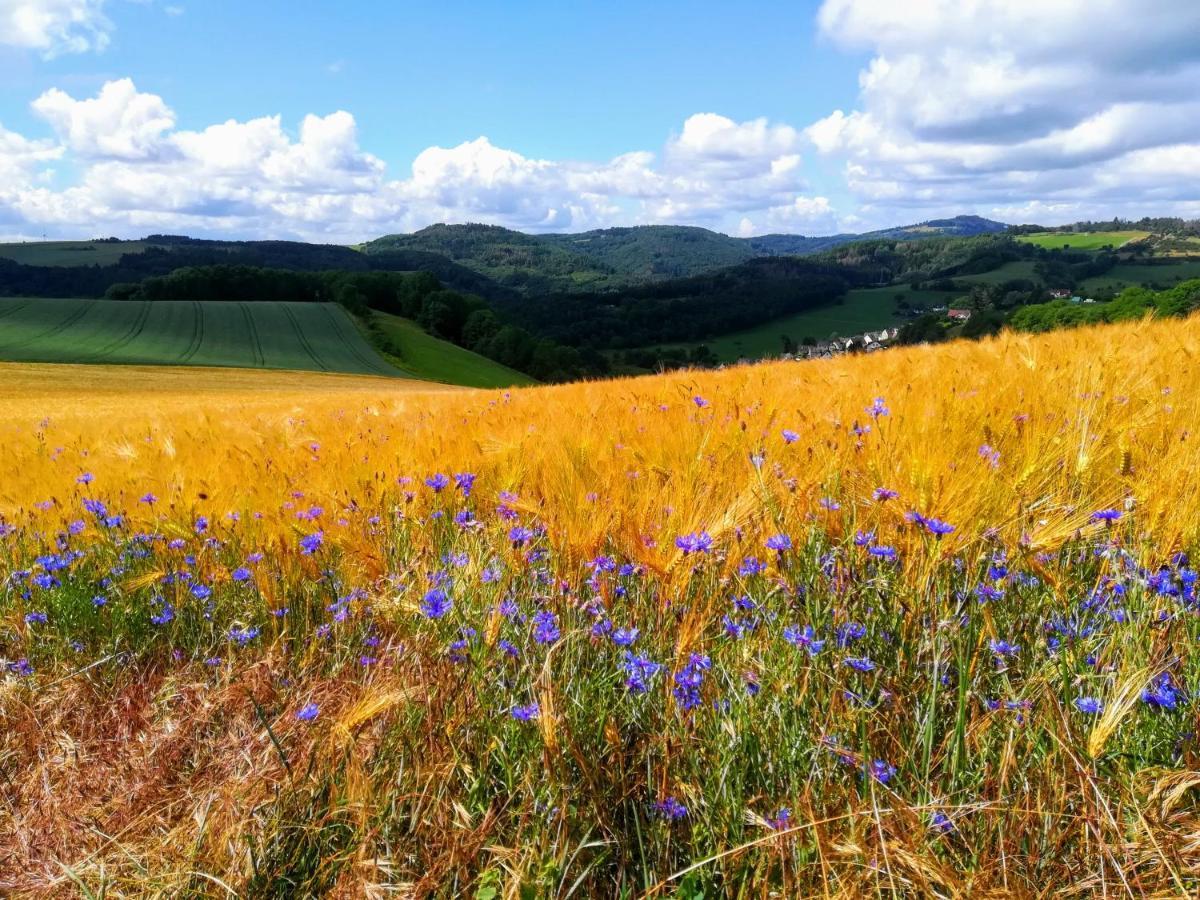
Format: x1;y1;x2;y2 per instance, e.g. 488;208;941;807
947;308;973;322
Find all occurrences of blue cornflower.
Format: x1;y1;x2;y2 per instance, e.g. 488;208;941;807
867;397;889;418
925;518;955;536
76;472;93;484
675;531;714;554
296;702;319;722
228;625;261;646
231;567;252;582
1142;673;1182;709
420;588;452;619
1074;696;1104;714
739;556;766;576
843;656;876;672
781;429;799;444
498;639;520;658
692;396;708;408
655;796;688;820
783;624;825;656
769;808;791;830
453;472;476;497
612;626;640;647
1091;509;1122;522
673;653;711;710
510;702;540;721
24;611;47;625
194;515;209;534
508;525;535;545
766;533;792;552
425;473;450;492
870;759;896;784
873;487;899;502
150;603;175;625
299;531;324;555
868;545;897;561
931;812;955;833
988;639;1020;658
190;583;212;600
622;651;663;693
532;610;560;644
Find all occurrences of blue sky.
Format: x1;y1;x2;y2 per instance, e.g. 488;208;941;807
1;0;1198;241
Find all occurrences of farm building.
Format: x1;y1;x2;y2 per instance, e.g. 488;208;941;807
947;309;973;321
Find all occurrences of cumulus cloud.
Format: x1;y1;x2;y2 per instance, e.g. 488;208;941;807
808;0;1200;224
0;0;111;56
0;83;836;240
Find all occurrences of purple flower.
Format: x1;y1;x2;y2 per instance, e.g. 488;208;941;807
532;610;560;644
296;702;319;722
1091;509;1122;523
453;472;476;497
923;517;955;537
508;525;535;546
1141;673;1182;710
1074;696;1104;714
867;397;889;418
420;587;452;619
622;651;663;693
675;531;714;554
870;759;896;784
868;545;897;561
765;533;792;552
77;472;94;484
739;556;766;576
692;396;708;408
783;624;825;656
510;702;540;721
194;515;209;534
231;567;252;582
989;639;1020;658
612;626;640;647
655;796;688;820
781;429;799;444
299;531;324;555
873;487;899;502
24;611;48;625
425;473;450;492
843;656;876;672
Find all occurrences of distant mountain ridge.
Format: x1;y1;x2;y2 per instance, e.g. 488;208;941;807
361;215;1009;293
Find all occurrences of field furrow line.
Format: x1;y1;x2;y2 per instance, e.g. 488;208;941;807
0;301;93;353
0;300;31;321
179;301;205;362
240;302;266;367
85;300;153;361
280;303;328;371
320;304;394;375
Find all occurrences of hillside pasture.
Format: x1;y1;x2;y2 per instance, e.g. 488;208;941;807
1015;230;1150;250
0;298;400;376
1079;260;1200;295
0;240;159;267
370;311;535;388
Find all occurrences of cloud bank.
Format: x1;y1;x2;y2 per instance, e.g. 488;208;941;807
1;0;1198;240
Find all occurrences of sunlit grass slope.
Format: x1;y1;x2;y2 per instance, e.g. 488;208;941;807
3;317;1200;895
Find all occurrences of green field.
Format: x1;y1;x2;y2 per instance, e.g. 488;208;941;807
0;298;400;376
956;260;1042;284
1015;230;1150;250
1079;261;1200;295
640;287;956;364
371;311;535;388
0;240;159;267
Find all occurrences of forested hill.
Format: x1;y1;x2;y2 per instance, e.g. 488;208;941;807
359;216;1009;294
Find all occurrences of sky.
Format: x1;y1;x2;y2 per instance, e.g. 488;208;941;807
1;0;1198;243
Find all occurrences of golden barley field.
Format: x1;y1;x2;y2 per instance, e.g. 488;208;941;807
3;319;1200;896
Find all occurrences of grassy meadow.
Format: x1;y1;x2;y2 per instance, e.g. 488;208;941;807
0;240;158;267
0;298;399;376
3;317;1200;895
1016;231;1151;250
370;310;535;387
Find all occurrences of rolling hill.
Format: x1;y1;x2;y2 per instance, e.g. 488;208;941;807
0;298;401;376
359;216;1011;294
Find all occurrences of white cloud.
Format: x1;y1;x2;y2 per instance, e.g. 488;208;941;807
1;82;836;240
32;78;175;159
0;0;111;56
809;0;1200;225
